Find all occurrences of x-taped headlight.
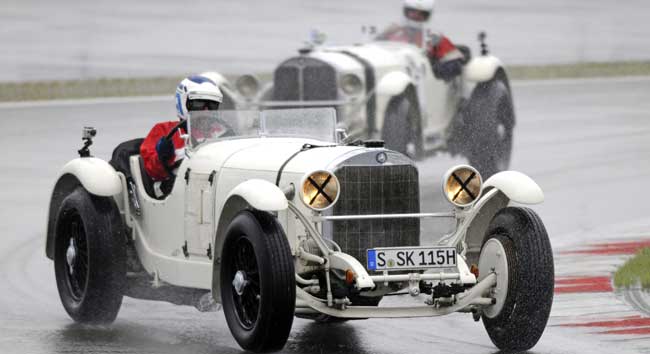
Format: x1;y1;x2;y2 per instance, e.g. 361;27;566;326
340;74;363;95
442;165;482;207
301;171;340;211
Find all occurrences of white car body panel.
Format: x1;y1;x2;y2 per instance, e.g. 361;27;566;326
463;55;504;83
59;158;121;196
310;50;364;73
127;157;212;288
484;170;544;205
226;179;288;211
377;71;411;97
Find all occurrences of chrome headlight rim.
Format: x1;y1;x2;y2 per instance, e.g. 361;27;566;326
340;73;363;95
442;165;483;208
235;74;260;99
300;170;341;211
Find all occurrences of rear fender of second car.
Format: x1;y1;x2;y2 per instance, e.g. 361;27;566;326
462;55;504;83
45;158;122;259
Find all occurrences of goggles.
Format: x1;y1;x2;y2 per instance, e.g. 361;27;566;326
187;99;220;111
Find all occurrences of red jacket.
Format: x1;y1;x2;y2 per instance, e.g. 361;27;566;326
427;35;463;62
140;121;186;181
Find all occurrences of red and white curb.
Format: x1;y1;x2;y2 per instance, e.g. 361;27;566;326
550;238;650;350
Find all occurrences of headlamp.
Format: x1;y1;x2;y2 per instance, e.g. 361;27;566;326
442;165;482;207
300;171;340;211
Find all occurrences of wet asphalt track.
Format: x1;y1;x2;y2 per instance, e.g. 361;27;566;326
1;76;650;353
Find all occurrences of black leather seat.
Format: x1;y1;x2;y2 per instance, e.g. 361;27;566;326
138;156;159;199
109;138;144;179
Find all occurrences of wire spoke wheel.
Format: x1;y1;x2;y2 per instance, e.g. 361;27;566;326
220;210;295;352
229;237;261;330
53;187;125;324
63;214;89;301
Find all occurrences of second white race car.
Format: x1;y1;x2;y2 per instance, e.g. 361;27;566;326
227;27;515;178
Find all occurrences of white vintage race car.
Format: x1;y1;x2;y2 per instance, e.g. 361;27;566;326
227;27;514;178
45;108;553;352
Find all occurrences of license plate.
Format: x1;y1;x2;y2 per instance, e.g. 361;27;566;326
367;247;457;271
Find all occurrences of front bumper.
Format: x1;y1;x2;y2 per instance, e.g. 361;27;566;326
295;273;496;318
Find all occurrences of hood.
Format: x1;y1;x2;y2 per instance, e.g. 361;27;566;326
188;137;365;175
316;41;417;73
222;139;364;173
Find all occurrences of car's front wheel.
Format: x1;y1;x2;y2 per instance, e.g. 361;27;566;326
382;92;421;158
221;210;295;352
53;187;126;324
478;207;554;351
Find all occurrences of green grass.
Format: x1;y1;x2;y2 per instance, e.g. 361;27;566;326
509;61;650;80
0;76;184;102
614;247;650;289
1;61;650;102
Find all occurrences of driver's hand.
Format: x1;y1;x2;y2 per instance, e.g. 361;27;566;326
156;137;175;164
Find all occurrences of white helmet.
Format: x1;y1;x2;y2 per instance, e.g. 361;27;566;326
403;0;435;22
175;74;223;120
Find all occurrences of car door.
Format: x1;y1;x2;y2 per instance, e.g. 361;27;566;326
184;169;218;258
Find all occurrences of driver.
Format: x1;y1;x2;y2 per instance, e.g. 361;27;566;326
403;0;466;81
140;73;223;195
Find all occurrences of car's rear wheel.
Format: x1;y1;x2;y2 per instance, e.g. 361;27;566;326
53;187;126;324
478;207;554;351
464;78;514;179
221;210;295;352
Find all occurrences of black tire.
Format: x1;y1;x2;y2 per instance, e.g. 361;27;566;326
221;210;295;352
480;207;554;351
382;93;421;158
464;78;514;179
53;187;126;324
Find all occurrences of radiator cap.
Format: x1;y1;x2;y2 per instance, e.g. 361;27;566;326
363;140;385;148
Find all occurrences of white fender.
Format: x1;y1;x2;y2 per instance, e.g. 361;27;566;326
483;171;544;204
462;55;504;83
59;158;121;196
226;179;288;211
376;71;412;97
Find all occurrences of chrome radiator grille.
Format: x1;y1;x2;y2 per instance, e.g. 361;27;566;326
330;165;420;265
272;57;337;102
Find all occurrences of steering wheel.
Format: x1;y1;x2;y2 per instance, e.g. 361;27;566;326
164;119;187;142
157;120;187;177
